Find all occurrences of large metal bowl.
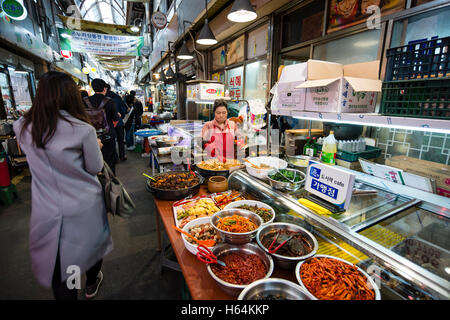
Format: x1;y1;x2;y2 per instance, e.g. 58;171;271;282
238;278;317;300
211;209;264;245
145;171;204;200
206;243;274;297
155;136;181;148
267;168;305;191
286;155;318;174
295;255;381;300
256;222;318;269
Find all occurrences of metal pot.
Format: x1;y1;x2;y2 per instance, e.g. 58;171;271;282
155;136;181;148
295;255;381;300
211;209;264;245
238;278;316;300
256;222;318;269
267;168;305;192
206;243;274;297
323;122;363;140
145;171;204;200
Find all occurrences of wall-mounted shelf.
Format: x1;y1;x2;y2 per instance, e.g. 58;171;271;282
272;110;450;133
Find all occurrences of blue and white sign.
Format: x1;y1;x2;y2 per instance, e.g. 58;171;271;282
305;161;355;210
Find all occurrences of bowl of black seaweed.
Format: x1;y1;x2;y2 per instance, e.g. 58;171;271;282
256;222;318;269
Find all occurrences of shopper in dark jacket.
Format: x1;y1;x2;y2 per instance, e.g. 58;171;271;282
106;84;127;161
124;94;136;149
87;79;119;174
130;90;143;129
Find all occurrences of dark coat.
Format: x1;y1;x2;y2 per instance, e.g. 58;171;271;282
87;93;119;139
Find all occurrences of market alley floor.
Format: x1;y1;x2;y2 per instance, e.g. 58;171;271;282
0;150;185;300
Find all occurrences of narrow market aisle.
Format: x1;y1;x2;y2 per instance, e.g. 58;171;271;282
0;151;184;300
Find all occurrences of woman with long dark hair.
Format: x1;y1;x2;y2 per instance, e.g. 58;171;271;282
13;71;113;300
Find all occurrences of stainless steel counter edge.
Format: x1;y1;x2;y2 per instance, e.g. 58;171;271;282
228;170;450;300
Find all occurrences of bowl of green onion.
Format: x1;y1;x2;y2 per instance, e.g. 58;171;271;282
267;168;305;191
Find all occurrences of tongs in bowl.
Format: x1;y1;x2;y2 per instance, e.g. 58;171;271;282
267;230;293;254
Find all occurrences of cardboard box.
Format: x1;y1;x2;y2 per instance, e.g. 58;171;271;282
186;81;225;101
275;62;308;111
296;60;382;113
385;156;450;198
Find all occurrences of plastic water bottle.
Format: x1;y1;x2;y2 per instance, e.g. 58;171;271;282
321;131;337;165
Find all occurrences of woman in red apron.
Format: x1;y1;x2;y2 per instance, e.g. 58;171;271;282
202;99;238;162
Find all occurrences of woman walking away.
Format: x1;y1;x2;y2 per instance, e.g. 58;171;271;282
13;71;113;300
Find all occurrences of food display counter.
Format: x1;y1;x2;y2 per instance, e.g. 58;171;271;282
227;170;450;300
150;165;449;300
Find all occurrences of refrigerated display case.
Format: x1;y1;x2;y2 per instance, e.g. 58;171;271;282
227;169;450;300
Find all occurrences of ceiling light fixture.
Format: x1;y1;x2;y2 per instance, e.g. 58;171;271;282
177;21;194;60
166;42;176;78
14;59;28;74
131;18;142;33
160;51;167;82
227;0;257;23
196;0;217;46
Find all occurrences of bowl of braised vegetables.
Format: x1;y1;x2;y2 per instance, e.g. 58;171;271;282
211;209;264;245
181;217;221;255
295;255;380;300
238;278;316;300
267;168;305;191
256;222;318;269
224;200;275;225
145;171;204;200
207;243;274;297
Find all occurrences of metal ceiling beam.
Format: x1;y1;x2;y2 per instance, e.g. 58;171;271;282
81;0;125;22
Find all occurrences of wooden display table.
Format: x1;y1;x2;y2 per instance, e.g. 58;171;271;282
153;185;297;300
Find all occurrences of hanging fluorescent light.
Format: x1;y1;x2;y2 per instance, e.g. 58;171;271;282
14;60;28;74
227;0;257;23
196;1;217;46
177;41;194;60
166;64;175;78
196;19;217;45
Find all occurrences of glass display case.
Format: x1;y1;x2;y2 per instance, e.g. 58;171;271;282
227;169;450;300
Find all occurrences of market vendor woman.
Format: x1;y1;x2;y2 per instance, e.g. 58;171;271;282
202;99;241;161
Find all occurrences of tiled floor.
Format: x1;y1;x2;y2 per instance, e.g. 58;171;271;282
0;150;184;300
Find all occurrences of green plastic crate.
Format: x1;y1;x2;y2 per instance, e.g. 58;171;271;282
336;146;381;162
380;78;450;119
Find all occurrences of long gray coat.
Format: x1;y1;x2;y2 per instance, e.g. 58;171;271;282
13;110;113;288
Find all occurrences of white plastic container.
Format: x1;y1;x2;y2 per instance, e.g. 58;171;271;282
182;217;218;255
245;156;288;180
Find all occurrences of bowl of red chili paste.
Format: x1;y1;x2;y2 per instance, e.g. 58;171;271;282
206;243;274;297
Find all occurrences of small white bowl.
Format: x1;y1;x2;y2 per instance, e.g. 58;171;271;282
245;156;288;180
224;200;276;225
181;217;218;255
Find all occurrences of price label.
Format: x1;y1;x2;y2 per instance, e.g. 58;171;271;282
305;161;355;209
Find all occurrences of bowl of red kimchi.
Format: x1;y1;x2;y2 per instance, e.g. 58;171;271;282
206;243;274;297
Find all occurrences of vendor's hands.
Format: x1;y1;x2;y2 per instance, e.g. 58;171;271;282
97;139;103;149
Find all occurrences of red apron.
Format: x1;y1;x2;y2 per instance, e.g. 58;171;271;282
204;122;235;162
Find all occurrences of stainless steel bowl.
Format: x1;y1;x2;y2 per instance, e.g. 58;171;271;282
211;209;264;245
267;168;305;191
256;222;318;269
238;278;316;300
295;255;381;300
286;155;318;173
206;243;274;297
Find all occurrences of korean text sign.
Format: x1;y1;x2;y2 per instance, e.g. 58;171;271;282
305;161;355;209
